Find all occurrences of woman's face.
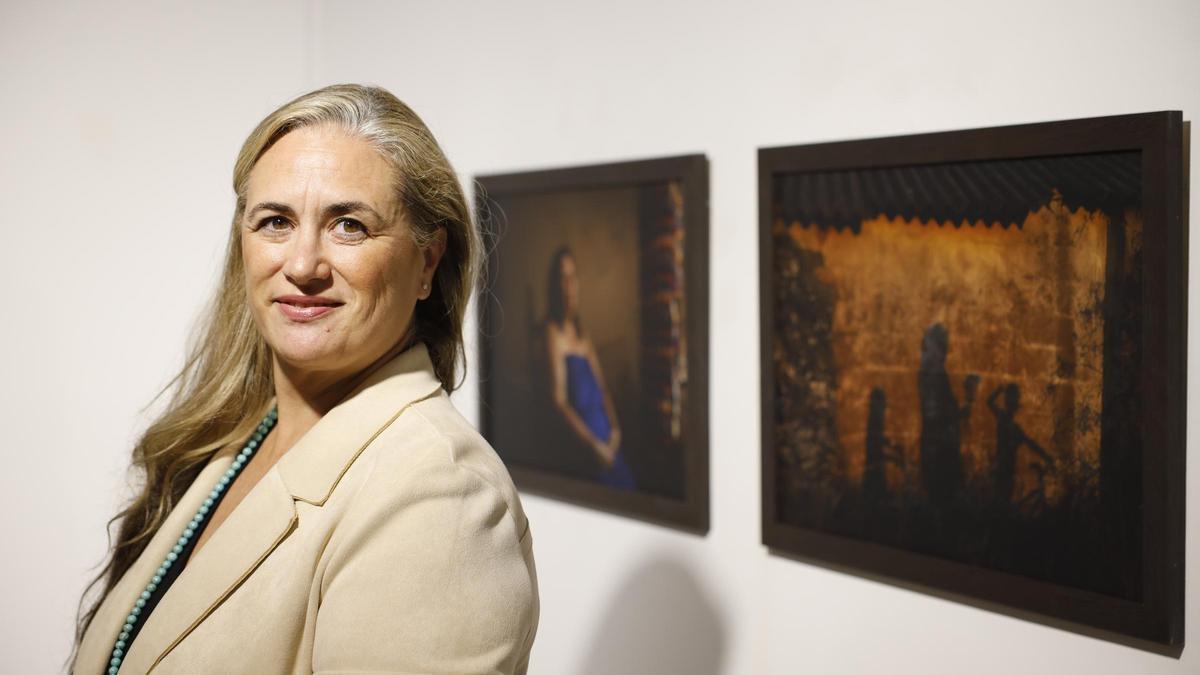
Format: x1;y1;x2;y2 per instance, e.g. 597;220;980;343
240;125;444;376
559;254;580;318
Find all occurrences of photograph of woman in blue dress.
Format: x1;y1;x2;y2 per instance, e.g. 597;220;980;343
477;160;707;528
544;247;636;490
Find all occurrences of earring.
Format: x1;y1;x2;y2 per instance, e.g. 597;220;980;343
422;282;430;291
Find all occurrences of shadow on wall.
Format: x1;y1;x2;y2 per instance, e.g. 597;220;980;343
577;556;726;675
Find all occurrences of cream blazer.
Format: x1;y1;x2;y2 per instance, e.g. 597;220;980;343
75;343;539;674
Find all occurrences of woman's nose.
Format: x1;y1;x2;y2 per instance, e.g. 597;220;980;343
283;225;332;287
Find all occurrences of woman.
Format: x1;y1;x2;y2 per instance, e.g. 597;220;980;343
543;247;635;490
72;84;538;674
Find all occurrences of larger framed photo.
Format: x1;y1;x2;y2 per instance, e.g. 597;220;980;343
759;112;1186;647
477;155;709;531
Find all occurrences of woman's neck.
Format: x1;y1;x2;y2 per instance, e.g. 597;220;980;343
264;330;415;462
559;314;579;337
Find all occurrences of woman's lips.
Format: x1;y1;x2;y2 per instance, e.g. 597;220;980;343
274;297;343;322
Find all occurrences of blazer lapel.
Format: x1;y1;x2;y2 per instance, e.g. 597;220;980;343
109;342;443;672
113;456;295;673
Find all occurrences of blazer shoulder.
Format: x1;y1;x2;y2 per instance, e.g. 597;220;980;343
314;390;539;674
360;390;530;540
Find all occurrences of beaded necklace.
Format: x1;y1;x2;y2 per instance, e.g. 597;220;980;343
105;407;277;675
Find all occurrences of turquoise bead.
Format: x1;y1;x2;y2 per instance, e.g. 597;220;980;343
166;551;177;562
118;631;129;641
111;657;121;666
151;575;161;585
203;497;214;507
147;583;157;593
247;439;258;449
113;647;123;657
140;590;150;600
130;606;140;617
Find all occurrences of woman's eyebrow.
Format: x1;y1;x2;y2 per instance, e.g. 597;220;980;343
324;201;386;222
246;201;295;219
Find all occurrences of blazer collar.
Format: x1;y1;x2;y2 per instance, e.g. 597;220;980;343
276;340;444;505
77;341;444;674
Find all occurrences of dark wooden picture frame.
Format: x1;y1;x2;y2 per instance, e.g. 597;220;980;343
759;112;1185;648
477;155;709;532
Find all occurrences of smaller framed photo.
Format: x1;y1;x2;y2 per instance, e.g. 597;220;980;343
476;155;710;531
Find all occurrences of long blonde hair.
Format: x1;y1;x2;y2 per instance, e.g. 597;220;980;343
73;83;480;660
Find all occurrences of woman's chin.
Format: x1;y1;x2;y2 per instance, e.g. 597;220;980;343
265;336;348;372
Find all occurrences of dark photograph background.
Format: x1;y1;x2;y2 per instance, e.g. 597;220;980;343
769;152;1144;600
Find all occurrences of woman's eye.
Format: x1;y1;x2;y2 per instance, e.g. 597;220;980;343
258;216;290;231
333;218;367;237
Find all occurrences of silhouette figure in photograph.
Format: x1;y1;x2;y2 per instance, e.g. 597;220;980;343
987;383;1054;506
862;387;905;514
917;323;979;508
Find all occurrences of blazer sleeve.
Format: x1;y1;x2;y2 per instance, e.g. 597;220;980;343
312;441;537;675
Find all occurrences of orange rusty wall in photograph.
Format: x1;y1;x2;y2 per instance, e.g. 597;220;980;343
781;194;1132;507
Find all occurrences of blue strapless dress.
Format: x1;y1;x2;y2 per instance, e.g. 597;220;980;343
565;354;635;490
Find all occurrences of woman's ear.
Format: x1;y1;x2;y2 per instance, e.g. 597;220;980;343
422;226;448;280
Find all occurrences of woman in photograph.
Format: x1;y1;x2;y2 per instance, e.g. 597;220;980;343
544;247;636;490
72;84;538;674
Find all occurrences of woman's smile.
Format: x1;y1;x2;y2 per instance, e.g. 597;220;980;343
273;294;345;322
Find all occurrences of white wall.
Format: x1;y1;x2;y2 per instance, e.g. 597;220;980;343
0;2;318;671
2;1;1196;673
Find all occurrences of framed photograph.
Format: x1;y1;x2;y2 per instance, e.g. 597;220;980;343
477;155;709;531
759;112;1185;647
